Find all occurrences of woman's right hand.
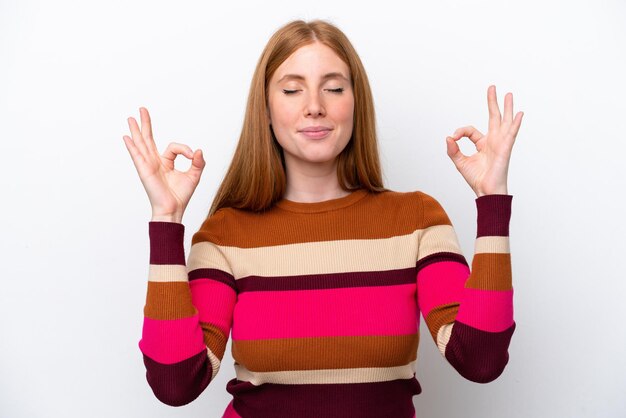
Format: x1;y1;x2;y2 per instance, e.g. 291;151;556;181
123;107;206;223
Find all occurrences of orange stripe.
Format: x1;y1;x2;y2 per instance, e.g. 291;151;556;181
193;191;434;247
144;281;196;320
424;303;459;343
200;322;228;360
466;253;512;290
232;333;419;372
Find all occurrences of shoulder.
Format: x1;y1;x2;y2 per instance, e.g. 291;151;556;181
367;188;423;208
191;208;228;245
370;188;445;211
373;189;451;228
357;190;414;225
191;206;271;247
410;190;452;228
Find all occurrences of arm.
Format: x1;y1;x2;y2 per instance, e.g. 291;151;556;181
416;192;515;383
138;211;236;406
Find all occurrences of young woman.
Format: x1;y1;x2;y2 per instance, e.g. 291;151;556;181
123;19;523;418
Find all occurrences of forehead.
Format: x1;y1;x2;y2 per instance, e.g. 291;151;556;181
272;42;350;82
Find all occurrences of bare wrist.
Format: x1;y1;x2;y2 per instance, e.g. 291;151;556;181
476;187;508;198
151;213;183;223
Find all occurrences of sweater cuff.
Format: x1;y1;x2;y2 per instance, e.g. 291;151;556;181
475;195;512;238
148;221;186;265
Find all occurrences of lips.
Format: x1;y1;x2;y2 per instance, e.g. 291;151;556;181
299;126;332;139
299;126;332;132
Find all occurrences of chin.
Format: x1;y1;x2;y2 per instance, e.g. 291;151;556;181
294;153;340;166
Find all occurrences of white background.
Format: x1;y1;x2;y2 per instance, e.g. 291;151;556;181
1;0;625;417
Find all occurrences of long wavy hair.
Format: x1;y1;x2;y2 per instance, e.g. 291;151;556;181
208;19;388;216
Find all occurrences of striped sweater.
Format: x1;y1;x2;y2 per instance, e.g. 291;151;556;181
139;189;515;418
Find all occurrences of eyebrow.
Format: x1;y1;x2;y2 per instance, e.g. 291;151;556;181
277;72;350;83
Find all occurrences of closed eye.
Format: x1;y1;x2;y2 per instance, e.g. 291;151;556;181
282;88;345;95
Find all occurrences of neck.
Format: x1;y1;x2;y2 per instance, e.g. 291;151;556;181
283;159;350;203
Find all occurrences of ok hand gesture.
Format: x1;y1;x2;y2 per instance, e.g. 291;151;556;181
123;107;206;222
445;85;524;197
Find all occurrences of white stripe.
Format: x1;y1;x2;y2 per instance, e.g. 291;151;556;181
187;224;464;280
474;236;510;254
148;264;188;282
207;347;221;380
234;360;418;385
417;225;463;261
190;232;421;279
436;323;454;356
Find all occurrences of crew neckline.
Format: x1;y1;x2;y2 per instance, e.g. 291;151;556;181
275;188;369;213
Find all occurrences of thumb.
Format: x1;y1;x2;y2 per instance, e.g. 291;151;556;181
446;136;466;168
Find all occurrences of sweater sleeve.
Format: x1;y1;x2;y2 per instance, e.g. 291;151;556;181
416;192;515;383
138;210;237;406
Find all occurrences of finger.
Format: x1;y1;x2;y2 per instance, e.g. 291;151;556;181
446;136;467;168
122;135;146;171
127;116;149;157
139;107;159;155
487;85;501;133
506;111;524;144
502;92;513;125
162;142;194;165
140;107;153;139
451;125;483;144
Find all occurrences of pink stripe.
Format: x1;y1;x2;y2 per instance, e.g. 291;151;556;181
417;261;469;317
189;278;236;337
139;316;205;364
221;400;242;418
232;284;418;340
456;288;514;332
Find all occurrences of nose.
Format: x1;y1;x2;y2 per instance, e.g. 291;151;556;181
304;91;325;117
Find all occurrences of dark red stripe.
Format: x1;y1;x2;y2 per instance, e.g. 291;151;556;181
226;376;420;418
148;222;186;265
475;195;512;238
189;268;237;291
142;350;212;406
236;268;416;293
415;252;468;273
445;320;516;383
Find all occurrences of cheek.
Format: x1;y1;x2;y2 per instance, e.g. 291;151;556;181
337;98;355;124
270;101;297;129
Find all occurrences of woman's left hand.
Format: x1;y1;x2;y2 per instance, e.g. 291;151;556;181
446;85;524;198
